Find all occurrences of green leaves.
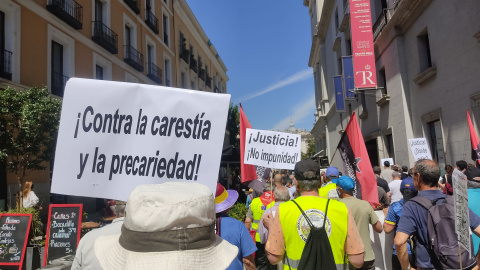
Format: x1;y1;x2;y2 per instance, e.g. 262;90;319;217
227;103;239;147
0;86;62;180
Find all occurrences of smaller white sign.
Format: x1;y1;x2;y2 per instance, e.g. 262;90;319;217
380;158;394;168
244;129;301;170
452;168;471;255
408;138;433;162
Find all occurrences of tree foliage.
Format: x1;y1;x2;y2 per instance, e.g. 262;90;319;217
301;137;316;160
227;103;239;147
0;86;62;187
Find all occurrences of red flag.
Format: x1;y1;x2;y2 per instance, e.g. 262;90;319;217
337;112;379;206
239;104;257;183
467;110;480;164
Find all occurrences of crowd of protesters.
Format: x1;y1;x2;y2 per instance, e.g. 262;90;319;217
71;158;480;270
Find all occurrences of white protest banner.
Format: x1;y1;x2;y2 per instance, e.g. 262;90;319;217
452;168;471;255
380;158;394;168
51;78;230;200
244;128;301;170
408;138;433;161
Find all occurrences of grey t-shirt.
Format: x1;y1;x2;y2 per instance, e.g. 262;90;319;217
380;168;394;183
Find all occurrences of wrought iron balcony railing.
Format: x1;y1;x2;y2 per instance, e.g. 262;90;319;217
147;62;162;84
47;0;83;29
180;49;189;64
51;71;69;97
190;56;198;73
198;68;206;81
124;45;144;72
124;0;139;14
92;21;118;54
145;10;159;34
373;10;388;41
0;50;12;80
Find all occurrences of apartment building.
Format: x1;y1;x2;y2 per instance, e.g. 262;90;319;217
304;0;480;175
0;0;228;210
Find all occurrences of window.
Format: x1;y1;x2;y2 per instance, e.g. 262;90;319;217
164;57;171;86
125;25;131;47
123;14;137;48
93;52;112;80
346;39;352;56
163;13;169;46
95;0;103;22
0;1;20;82
427;120;445;165
334;9;339;31
181;72;186;88
147;44;154;64
47;25;75;96
93;0;110;26
51;41;64;96
418;30;432;72
96;65;103;80
191;80;195;89
379;68;387;94
337;56;342;75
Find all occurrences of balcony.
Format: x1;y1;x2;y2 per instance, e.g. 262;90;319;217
145;10;159;34
180;49;189;64
92;21;118;54
124;45;144;72
198;68;206;81
47;0;83;30
51;71;69;97
147;62;162;84
206;76;212;88
124;0;139;14
373;10;388;41
0;50;12;80
190;56;198;74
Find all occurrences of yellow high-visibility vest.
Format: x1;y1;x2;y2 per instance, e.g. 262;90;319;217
250;197;274;242
279;196;348;270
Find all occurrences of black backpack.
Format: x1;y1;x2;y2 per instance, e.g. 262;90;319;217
286;199;337;270
411;195;476;269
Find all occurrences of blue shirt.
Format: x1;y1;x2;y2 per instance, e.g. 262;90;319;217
397;190;480;268
384;199;411;255
220;216;257;270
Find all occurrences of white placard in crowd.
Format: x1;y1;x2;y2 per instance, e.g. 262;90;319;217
51;78;230;200
452;168;471;255
244;128;301;170
380;158;394;168
408;138;433;161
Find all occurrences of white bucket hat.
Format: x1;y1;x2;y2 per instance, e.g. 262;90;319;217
94;182;238;270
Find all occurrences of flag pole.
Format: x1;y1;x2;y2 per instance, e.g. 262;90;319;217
329;148;339;166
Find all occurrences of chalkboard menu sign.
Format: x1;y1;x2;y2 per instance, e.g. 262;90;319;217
0;213;32;270
43;204;82;266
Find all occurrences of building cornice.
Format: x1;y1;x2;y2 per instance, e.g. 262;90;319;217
317;0;335;39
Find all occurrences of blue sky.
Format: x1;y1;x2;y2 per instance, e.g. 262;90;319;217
185;0;315;131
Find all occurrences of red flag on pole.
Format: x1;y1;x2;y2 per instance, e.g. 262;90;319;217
239;104;258;183
467;110;480;164
337;112;379;206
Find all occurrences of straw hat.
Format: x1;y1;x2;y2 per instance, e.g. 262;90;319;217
94;182;238;270
215;183;239;213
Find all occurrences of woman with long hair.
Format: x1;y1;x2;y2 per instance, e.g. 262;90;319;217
23;181;39;208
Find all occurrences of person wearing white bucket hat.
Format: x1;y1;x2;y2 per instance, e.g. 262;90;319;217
94;182;238;270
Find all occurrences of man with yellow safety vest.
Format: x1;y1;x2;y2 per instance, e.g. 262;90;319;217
263;159;365;270
245;182;275;270
318;166;340;200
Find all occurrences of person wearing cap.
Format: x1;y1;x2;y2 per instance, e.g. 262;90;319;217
383;177;418;270
264;159;365;270
337;176;383;270
72;201;126;270
215;183;257;270
318;166;340;200
258;186;291;245
94;182;238;270
244;182;275;270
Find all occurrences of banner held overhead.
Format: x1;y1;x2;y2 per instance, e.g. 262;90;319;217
51;78;230;200
244;129;301;170
350;0;377;89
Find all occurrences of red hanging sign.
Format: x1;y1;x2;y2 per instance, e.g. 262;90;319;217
350;0;377;89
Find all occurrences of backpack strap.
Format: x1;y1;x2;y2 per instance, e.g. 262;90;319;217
323;199;331;228
410;196;434;210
